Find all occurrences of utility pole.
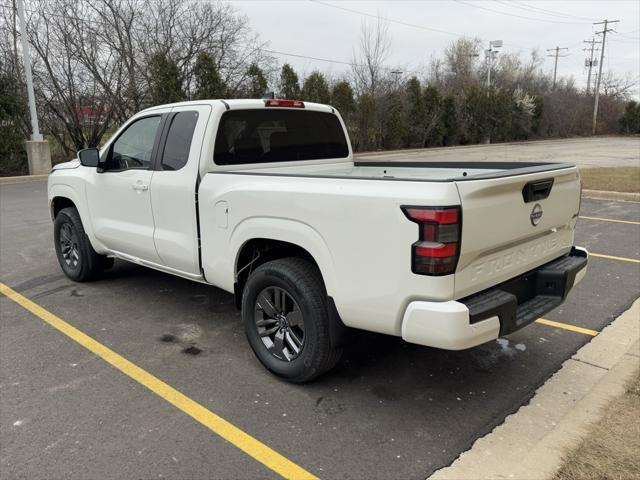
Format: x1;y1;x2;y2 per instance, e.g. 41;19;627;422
485;40;502;88
16;0;51;174
592;19;619;135
546;46;568;89
583;38;601;95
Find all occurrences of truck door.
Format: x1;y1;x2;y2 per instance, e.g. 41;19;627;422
149;105;212;275
86;114;164;264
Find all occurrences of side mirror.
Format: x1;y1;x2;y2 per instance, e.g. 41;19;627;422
77;148;100;168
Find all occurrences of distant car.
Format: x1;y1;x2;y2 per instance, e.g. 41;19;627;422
48;99;588;382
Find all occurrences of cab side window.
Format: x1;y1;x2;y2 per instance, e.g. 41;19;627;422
105;116;161;171
160;111;199;171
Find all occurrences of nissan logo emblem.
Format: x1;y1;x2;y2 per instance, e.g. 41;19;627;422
530;203;543;226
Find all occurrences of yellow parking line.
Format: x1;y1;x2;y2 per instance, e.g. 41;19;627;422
0;282;318;480
579;215;640;225
535;318;598;336
590;252;640;264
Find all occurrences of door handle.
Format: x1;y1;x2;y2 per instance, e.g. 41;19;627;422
132;183;149;191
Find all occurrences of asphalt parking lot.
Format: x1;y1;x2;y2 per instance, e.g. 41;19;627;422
1;180;639;480
355;136;640;168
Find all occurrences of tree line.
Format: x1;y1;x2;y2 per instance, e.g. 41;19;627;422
1;0;638;175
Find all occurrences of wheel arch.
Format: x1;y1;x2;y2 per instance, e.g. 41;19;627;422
220;217;337;299
234;238;347;347
234;238;325;306
50;196;77;220
48;184;105;254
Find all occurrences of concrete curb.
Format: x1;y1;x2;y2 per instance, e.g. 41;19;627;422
0;174;48;185
428;299;640;480
582;189;640;203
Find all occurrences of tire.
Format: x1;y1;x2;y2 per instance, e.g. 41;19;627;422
242;258;343;382
54;207;112;281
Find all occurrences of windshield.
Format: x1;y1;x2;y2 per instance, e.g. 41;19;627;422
214;109;349;165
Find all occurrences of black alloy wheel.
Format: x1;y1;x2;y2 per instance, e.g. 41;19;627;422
254;286;305;361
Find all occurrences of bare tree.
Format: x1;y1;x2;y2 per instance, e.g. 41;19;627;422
599;70;637;100
28;0;115;153
351;17;391;96
426;54;444;88
137;0;273;98
492;50;548;95
85;0;145;121
441;37;481;92
12;0;273;155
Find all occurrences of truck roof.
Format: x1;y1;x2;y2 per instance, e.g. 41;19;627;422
140;99;335;114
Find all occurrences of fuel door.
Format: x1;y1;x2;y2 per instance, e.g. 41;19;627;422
215;201;228;229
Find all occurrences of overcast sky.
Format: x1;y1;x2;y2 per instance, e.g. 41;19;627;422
231;0;640;96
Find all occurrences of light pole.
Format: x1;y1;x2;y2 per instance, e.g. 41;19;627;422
391;70;403;89
16;0;51;174
16;0;40;141
486;40;502;88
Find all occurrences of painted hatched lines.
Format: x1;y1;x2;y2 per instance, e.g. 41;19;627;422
535;318;598;336
0;282;318;480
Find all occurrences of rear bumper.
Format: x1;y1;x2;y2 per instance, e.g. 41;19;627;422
401;247;588;350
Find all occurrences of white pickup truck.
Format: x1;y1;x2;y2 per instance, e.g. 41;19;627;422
48;99;588;381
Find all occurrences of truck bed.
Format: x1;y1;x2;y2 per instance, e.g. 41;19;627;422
201;158;580;336
220;160;574;182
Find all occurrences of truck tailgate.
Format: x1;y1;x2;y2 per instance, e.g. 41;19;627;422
454;166;581;298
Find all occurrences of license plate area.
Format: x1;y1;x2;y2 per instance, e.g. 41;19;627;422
461;248;587;335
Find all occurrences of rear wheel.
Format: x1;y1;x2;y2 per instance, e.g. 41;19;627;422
54;207;112;281
242;258;342;382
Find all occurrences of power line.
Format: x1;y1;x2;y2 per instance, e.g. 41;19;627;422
452;0;590;25
0;3;422;76
609;37;640;44
263;48;423;75
501;43;537;53
263;49;352;67
617;29;639;39
507;1;599;22
309;0;535;52
308;0;462;38
612;28;640;41
493;0;592;22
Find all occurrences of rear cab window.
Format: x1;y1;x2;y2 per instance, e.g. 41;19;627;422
214;109;348;165
161;111;199;171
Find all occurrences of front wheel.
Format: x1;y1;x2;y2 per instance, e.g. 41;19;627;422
242;258;342;383
54;207;112;282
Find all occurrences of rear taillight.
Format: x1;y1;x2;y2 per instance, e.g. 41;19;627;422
402;206;462;276
264;99;305;108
